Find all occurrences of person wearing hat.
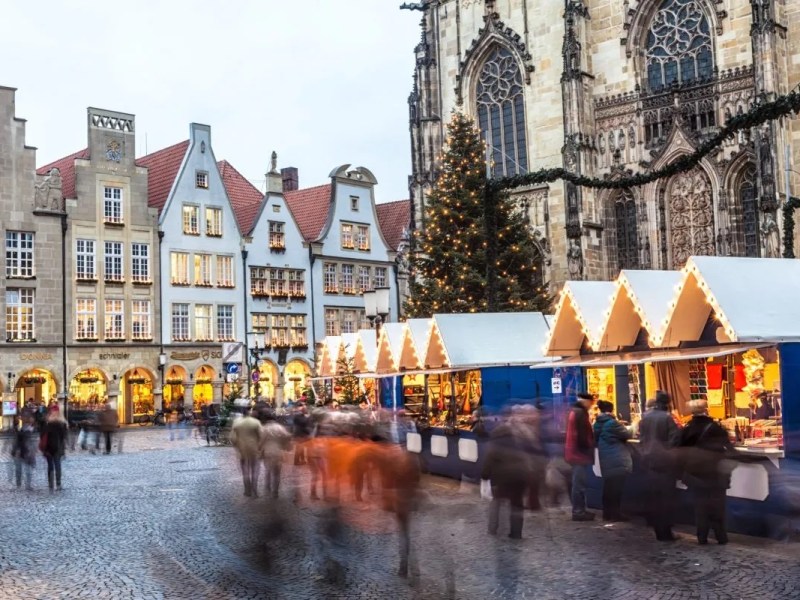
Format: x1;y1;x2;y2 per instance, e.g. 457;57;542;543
678;399;735;545
639;390;681;541
565;392;597;521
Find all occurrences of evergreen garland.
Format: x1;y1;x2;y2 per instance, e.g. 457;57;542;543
488;87;800;193
782;197;800;258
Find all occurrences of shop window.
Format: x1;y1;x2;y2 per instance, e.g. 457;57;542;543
424;371;481;430
587;367;616;415
68;369;107;409
127;368;154;419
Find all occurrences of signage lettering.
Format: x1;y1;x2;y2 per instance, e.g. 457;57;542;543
99;353;130;360
20;352;53;361
170;350;222;361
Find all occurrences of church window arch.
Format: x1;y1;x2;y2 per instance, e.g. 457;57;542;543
737;165;759;257
645;0;714;91
475;46;528;178
614;191;640;270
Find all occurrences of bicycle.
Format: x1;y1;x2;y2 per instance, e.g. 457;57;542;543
205;417;231;446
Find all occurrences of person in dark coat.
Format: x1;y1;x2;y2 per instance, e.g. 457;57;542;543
41;406;69;491
11;414;37;489
564;392;597;521
292;404;311;465
99;403;119;454
593;400;632;522
481;420;532;539
678;400;735;545
639;390;681;540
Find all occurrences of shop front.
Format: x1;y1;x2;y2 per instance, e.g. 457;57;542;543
122;367;155;424
163;365;187;411
68;368;108;410
163;346;225;413
543;256;800;536
283;359;311;403
15;368;59;407
192;365;216;413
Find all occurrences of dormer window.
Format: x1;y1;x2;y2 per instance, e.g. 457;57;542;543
195;171;209;189
350;196;359;211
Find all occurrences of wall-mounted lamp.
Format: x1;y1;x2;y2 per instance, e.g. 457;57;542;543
158;353;167;367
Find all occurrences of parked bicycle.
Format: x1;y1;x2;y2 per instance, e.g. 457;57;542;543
205;416;231;446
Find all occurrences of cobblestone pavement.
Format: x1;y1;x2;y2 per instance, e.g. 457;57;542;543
1;427;798;600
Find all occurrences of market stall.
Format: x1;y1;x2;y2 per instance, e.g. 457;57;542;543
543;256;800;536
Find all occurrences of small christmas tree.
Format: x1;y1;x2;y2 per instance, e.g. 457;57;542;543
405;111;549;316
334;351;360;405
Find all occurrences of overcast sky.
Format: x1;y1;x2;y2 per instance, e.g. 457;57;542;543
3;0;421;202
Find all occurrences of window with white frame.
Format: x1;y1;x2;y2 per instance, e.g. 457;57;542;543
270;269;287;296
104;241;124;282
217;305;234;341
250;266;268;296
5;288;34;341
76;298;97;340
358;265;371;293
288;270;305;297
131;300;151;340
76;239;96;280
340;264;355;294
104;299;124;340
341;223;354;249
357;225;370;251
216;255;234;287
195;304;213;341
183;205;199;235
323;263;338;293
271;314;289;347
194;254;212;286
206;207;222;237
131;243;150;283
103;187;123;224
5;232;35;278
196;171;209;189
374;266;387;288
269;221;285;250
324;308;339;336
251;313;269;333
170;252;190;285
342;309;357;334
172;303;190;341
290;315;306;346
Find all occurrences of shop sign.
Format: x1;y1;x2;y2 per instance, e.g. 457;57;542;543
99;353;130;361
2;394;17;416
551;377;562;394
170;349;222;361
19;352;53;361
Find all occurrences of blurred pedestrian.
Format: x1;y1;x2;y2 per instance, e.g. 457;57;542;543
292;404;311;465
482;419;532;539
508;405;546;511
231;409;262;497
11;414;36;489
565;392;597;521
260;413;291;499
593;400;632;522
639;390;681;541
678;400;735;545
40;405;68;492
99;403;119;454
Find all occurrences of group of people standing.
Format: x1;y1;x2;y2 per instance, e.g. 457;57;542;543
566;391;735;545
9;402;69;492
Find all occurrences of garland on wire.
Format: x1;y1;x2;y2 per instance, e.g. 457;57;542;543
783;196;800;258
488;88;800;193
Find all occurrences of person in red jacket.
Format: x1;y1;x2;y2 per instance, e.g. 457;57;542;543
565;392;597;521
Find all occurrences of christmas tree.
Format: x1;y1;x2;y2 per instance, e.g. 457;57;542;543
405;111;549;317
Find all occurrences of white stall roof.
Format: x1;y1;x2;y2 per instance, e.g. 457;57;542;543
405;318;432;364
340;333;359;360
426;312;553;369
375;322;408;373
545;281;617;356
686;256;800;343
353;329;377;374
318;335;342;376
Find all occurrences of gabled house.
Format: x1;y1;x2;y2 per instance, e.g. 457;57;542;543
138;123;259;412
36;107;160;424
235;156;313;405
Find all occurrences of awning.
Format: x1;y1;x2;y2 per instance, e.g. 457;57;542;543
532;343;771;369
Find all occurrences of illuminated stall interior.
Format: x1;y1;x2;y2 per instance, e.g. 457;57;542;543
68;368;108;409
192;365;215;410
15;369;57;406
124;367;154;423
163;365;187;410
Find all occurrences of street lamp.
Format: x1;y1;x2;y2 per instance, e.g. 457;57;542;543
246;331;267;399
363;286;391;338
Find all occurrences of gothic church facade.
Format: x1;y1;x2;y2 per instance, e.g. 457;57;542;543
405;0;800;286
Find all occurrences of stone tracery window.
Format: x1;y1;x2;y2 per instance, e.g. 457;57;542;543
666;166;715;268
738;165;759;257
475;46;528;177
615;191;640;270
646;0;713;91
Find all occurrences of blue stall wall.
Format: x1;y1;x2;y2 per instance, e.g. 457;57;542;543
778;343;800;459
480;366;555;414
379;377;404;409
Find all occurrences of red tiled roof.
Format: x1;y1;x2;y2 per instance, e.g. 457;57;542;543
136;140;190;213
217;160;264;235
284;183;332;242
36;148;90;200
377;199;411;250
